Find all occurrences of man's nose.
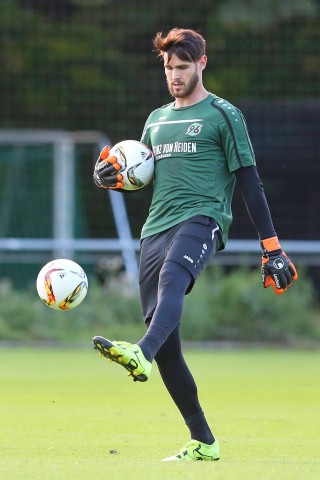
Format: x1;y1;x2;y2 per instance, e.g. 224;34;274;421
172;69;181;80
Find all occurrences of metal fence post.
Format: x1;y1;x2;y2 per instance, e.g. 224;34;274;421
53;136;75;259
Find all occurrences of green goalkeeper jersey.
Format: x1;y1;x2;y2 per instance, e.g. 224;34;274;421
140;92;256;247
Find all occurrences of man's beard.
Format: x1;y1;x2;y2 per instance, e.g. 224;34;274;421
168;70;199;98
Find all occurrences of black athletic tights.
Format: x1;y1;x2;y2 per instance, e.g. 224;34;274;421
138;261;214;444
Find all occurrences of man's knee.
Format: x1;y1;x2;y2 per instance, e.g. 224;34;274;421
159;261;192;294
154;326;181;364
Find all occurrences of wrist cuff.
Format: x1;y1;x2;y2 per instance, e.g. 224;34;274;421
260;236;281;253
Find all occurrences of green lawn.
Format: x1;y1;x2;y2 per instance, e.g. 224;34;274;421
0;347;319;480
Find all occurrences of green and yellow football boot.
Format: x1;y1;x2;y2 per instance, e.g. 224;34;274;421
161;439;220;462
93;336;152;382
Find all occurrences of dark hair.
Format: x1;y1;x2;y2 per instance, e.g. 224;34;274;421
153;28;206;63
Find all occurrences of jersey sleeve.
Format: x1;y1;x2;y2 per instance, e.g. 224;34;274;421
140;113;153;149
212;98;256;172
236;165;277;239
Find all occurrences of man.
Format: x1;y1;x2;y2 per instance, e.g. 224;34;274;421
92;28;298;462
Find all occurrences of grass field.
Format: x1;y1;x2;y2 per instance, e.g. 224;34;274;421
0;346;319;480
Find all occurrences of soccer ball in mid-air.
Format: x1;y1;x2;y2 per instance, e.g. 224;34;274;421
109;140;154;190
36;259;88;311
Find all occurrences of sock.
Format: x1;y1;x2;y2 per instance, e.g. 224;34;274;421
185;410;215;445
137;261;192;362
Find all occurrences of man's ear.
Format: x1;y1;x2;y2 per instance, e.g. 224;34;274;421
199;55;207;70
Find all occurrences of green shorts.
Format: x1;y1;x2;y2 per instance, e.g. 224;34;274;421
139;215;222;321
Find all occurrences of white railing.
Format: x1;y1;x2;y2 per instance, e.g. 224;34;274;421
0;129;319;276
0;129;138;279
0;237;319;265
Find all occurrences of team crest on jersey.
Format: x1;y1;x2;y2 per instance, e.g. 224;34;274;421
185;123;203;136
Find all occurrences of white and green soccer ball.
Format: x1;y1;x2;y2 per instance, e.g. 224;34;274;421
109;140;155;191
36;259;88;311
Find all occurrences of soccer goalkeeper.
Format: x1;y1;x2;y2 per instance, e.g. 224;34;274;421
92;28;298;462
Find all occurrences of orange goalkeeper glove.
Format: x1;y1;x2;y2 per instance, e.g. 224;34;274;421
93;145;124;189
261;236;298;295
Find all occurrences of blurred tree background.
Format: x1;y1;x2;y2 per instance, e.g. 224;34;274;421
0;0;319;341
2;0;319;136
1;1;319;239
0;0;319;267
